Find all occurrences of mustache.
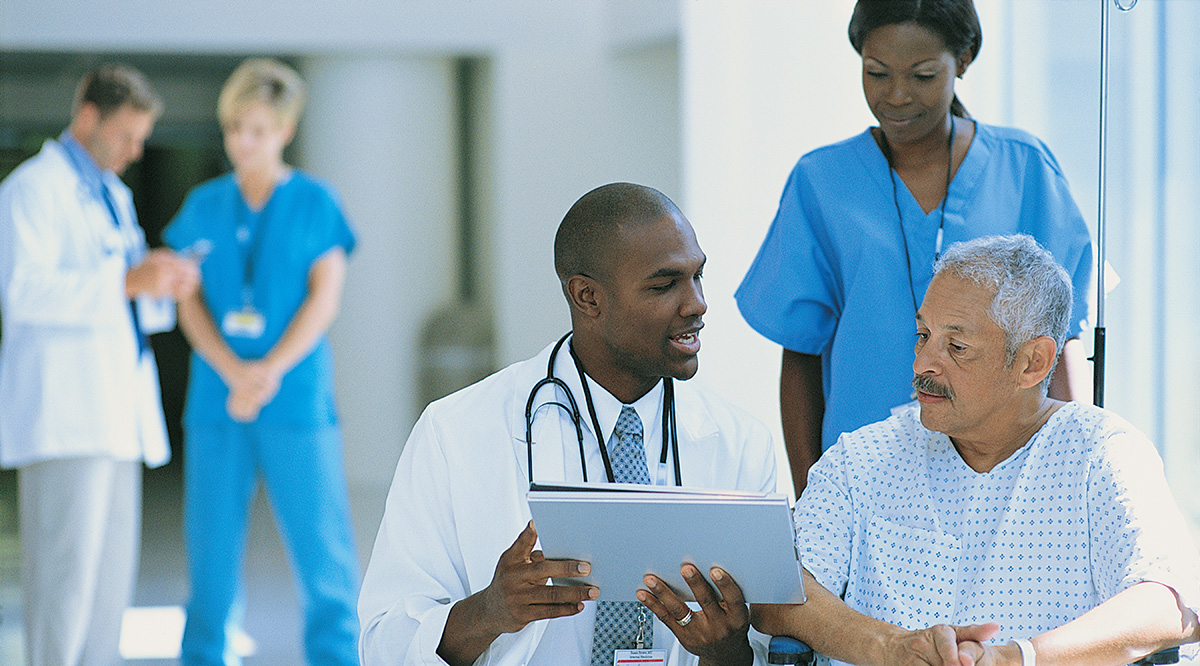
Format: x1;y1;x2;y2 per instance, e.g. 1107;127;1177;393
912;374;954;400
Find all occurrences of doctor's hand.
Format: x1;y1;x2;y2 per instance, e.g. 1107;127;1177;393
477;520;597;632
169;256;200;300
639;565;753;666
126;249;199;300
437;521;597;666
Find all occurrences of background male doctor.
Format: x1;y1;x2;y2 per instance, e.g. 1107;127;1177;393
0;63;198;666
358;182;776;666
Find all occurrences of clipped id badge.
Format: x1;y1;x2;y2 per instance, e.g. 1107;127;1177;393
222;307;266;338
612;607;665;666
614;649;665;665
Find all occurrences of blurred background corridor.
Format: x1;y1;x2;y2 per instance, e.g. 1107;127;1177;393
1;1;1198;662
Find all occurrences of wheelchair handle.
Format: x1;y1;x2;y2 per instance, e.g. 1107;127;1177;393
767;637;1178;665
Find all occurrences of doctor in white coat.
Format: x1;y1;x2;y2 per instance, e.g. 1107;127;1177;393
0;64;198;666
359;183;776;666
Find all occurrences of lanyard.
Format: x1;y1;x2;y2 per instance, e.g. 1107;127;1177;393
236;202;267;309
878;115;968;317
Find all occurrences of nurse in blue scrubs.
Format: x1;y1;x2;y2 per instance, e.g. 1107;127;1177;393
164;58;359;666
736;0;1094;495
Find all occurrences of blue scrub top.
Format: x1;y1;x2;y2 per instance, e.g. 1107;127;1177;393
164;171;356;427
736;122;1093;450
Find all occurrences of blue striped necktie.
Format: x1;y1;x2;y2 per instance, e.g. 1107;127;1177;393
590;405;652;665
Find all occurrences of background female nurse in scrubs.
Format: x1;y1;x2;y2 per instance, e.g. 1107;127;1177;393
163;57;360;666
735;0;1094;496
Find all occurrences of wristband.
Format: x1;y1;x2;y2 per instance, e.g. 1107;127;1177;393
1012;638;1036;666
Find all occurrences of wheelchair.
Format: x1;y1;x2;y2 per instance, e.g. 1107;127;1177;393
767;636;1180;665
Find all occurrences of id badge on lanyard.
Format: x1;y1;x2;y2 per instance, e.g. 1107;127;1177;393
222;287;266;339
614;651;665;665
613;607;665;665
222;219;266;339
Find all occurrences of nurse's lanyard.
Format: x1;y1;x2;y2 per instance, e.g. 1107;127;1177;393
523;333;681;488
237;204;265;311
879;114;958;316
221;202;268;339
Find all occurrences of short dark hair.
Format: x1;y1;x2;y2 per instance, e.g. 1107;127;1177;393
554;182;679;286
72;63;163;119
848;0;982;118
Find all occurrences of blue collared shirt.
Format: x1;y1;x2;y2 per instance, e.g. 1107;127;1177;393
59;131;108;198
59;130;149;354
59;130;126;232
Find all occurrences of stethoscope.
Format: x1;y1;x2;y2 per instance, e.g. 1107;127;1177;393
524;332;681;488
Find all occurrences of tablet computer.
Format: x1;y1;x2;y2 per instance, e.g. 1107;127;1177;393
527;484;805;604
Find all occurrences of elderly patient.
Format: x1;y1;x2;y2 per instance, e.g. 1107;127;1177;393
754;234;1200;666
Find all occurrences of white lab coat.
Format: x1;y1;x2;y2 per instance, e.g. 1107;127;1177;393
0;138;173;469
359;339;777;666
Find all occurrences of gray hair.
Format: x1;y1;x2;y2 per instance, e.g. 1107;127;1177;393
932;234;1072;381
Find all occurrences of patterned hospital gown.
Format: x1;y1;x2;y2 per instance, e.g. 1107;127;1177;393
795;402;1200;665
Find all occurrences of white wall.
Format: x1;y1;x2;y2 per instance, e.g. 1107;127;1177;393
0;1;619;53
679;1;873;496
490;38;682;364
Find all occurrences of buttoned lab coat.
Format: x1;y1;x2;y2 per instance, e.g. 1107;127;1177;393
359;339;777;666
0;139;173;469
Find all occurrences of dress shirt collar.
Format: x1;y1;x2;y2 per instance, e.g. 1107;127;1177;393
59;130;108;195
553;335;665;460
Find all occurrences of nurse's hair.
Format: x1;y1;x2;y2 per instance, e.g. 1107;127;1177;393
848;0;982;119
72;63;162;120
217;58;306;128
554;182;681;286
933;234;1072;379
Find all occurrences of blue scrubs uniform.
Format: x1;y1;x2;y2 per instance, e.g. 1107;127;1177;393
164;171;358;666
736;123;1093;451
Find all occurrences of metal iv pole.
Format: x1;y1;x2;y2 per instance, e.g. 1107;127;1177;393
1093;0;1138;407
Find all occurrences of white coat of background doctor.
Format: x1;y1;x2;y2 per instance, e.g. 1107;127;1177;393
359;183;777;666
0;63;198;666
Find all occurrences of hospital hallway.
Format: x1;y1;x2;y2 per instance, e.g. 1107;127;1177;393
0;461;362;665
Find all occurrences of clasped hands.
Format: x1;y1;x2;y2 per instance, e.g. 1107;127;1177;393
752;618;1018;666
473;521;753;666
871;622;1020;666
222;359;282;422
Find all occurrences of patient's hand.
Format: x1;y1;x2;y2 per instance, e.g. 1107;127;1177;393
878;623;1000;666
956;639;1022;666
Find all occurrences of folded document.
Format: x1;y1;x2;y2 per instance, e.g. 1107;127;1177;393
527;482;805;603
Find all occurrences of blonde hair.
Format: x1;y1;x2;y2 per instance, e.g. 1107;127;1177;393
217;58;306;127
